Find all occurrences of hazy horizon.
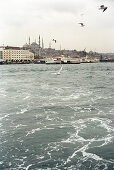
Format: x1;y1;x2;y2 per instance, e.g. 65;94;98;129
0;0;114;53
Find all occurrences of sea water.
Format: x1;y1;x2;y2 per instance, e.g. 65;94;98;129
0;63;114;170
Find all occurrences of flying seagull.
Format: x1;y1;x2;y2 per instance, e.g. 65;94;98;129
52;39;57;43
78;23;85;27
99;5;108;12
100;5;105;9
103;7;108;12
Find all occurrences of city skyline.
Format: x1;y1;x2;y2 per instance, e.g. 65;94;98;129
0;0;114;53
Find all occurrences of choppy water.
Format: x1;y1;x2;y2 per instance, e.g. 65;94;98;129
0;63;114;170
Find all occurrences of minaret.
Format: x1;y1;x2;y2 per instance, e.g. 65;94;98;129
42;38;44;49
49;43;52;57
38;35;41;57
39;35;40;48
60;45;61;56
29;36;30;46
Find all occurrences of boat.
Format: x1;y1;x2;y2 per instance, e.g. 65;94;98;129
0;59;6;65
45;57;61;64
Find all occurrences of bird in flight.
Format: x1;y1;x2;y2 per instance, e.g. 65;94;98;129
78;23;85;27
99;5;108;12
52;39;57;43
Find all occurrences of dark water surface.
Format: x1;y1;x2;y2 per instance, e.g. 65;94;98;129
0;63;114;170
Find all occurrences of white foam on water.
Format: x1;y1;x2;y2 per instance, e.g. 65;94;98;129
26;128;41;136
0;114;10;121
51;72;57;75
103;96;112;100
89;117;114;133
62;131;86;144
46;115;54;121
11;124;27;129
0;161;3;165
37;158;52;165
66;143;90;163
91;134;113;148
23;95;30;100
45;127;55;130
66;140;112;167
36;155;45;159
80;110;85;113
109;108;114;114
20;108;28;114
0;130;8;135
40;83;49;90
9;156;27;170
98;120;114;133
69;106;82;111
25;149;29;152
0;88;7;97
61;116;114;167
62;93;80;101
0;139;8;145
82;151;103;161
98;110;104;115
16;108;28;115
0;123;2;128
8;162;12;166
26;164;33;170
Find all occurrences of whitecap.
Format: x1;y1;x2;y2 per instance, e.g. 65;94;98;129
98;121;114;133
23;95;30;100
11;124;27;129
0;114;9;121
0;88;7;97
26;128;41;136
62;93;80;101
66;138;105;164
26;164;33;170
67;143;89;163
95;134;113;147
36;155;45;160
16;108;28;115
0;161;3;165
82;151;103;161
25;149;29;152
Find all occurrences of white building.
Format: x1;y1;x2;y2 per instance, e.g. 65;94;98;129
0;46;34;62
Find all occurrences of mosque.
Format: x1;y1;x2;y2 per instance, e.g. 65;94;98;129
23;35;44;59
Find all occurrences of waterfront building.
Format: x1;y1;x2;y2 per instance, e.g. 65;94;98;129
0;49;3;59
0;46;34;62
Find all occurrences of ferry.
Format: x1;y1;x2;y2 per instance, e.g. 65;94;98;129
45;56;80;64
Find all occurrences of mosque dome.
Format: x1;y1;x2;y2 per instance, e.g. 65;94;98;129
23;43;30;49
31;42;38;46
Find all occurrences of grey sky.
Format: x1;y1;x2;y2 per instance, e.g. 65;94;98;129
0;0;114;52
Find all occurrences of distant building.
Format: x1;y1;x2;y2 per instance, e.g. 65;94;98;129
30;42;39;57
0;49;3;59
23;36;45;58
23;43;30;50
0;46;34;62
23;36;31;50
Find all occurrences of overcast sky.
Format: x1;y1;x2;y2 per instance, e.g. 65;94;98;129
0;0;114;52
